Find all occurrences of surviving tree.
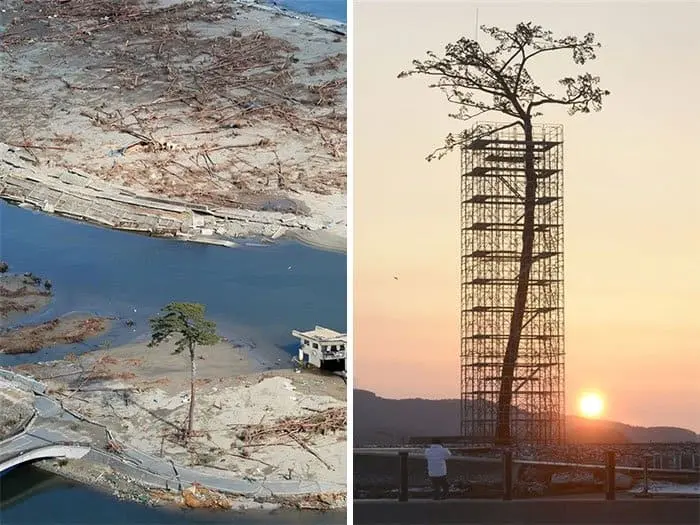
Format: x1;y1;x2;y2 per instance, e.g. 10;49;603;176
399;23;609;445
149;302;220;439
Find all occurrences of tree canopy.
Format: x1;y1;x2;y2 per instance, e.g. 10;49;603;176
399;22;610;160
149;302;219;353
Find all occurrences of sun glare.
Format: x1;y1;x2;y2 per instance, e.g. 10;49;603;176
579;392;604;419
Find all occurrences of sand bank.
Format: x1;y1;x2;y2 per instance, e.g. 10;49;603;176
0;314;110;354
11;335;347;501
0;272;53;320
0;0;346;252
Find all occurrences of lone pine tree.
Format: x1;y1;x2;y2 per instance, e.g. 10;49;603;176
400;22;609;444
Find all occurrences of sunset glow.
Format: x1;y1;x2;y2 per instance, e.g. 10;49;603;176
355;1;700;433
579;392;605;419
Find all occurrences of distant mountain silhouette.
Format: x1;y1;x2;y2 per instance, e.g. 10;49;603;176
354;389;700;446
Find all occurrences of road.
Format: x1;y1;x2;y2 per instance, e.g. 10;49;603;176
353;499;700;524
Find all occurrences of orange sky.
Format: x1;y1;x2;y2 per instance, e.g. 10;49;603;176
353;1;700;432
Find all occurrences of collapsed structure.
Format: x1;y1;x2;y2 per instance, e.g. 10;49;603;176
460;123;565;445
292;326;347;372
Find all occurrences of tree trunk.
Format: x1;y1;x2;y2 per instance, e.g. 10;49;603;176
495;118;536;445
187;343;196;438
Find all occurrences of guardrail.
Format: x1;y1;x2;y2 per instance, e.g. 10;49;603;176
0;441;92;460
354;448;699;501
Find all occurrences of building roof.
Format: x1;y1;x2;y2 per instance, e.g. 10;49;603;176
292;325;347;343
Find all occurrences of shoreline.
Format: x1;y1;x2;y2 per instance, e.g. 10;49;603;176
1;186;347;255
28;455;346;515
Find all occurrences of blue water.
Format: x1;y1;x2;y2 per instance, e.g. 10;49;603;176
0;201;346;367
1;466;344;525
270;0;346;23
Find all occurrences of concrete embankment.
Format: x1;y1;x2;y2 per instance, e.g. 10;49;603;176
1;146;346;252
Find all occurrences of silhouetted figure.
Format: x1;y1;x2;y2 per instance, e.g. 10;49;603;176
425;438;451;500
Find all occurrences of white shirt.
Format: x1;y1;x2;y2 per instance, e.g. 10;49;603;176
425;444;451;477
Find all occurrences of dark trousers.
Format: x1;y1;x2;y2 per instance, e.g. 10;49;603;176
430;475;449;499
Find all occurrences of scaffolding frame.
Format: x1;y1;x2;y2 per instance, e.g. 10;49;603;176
460;122;565;445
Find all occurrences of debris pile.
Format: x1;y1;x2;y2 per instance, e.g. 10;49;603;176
179;483;233;509
282;491;346;510
238;406;346;443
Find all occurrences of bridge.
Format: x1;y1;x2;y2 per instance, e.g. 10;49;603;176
0;433;91;474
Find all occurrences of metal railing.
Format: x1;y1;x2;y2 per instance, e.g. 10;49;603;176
354;448;699;502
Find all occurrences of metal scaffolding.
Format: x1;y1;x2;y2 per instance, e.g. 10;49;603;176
460;122;565;445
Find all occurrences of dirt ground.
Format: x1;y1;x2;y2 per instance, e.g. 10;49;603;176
0;0;346;238
0;378;34;439
12;335;347;486
0;271;53;320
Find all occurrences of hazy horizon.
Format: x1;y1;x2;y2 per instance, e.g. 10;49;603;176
354;1;700;433
353;387;700;437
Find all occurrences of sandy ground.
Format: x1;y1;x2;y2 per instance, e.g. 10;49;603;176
0;0;346;245
13;335;347;486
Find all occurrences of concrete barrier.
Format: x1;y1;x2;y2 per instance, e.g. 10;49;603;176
0;444;90;474
0;369;46;395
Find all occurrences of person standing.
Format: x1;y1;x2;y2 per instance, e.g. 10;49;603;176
425;438;451;500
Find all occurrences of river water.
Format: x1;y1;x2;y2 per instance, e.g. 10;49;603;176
0;464;345;524
271;0;346;23
0;200;346;367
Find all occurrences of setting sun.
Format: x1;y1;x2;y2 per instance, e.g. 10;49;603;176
579;392;605;419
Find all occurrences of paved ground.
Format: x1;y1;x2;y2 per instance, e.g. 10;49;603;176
353;499;700;524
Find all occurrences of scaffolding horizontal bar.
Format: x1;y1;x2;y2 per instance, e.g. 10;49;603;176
466;306;561;313
467;138;561;152
467;389;556;392
468;390;552;392
465;195;561;205
484;154;542;163
464;166;561;178
468;278;562;285
463;363;560;368
466;334;563;340
483;376;540;382
466;222;561;232
465;250;561;261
